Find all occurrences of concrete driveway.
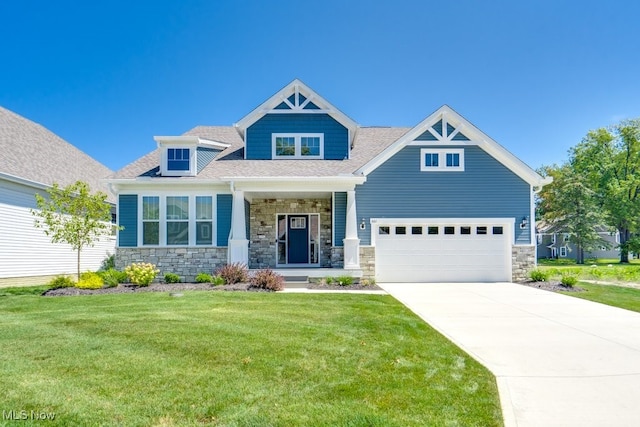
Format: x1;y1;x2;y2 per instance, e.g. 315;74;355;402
380;282;640;427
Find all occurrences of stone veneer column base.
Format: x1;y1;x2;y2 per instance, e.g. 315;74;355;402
359;246;375;280
512;245;536;282
115;247;228;283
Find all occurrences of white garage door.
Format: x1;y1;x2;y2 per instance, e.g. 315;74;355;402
374;219;513;282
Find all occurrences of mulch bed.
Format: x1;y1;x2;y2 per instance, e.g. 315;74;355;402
306;282;383;291
516;280;584;293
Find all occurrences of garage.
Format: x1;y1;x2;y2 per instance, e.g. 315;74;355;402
373;219;513;282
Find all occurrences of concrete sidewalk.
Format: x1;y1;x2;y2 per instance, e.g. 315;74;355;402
380;282;640;427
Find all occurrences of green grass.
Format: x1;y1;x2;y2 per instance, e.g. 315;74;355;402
560;282;640;313
537;258;640;283
0;291;502;426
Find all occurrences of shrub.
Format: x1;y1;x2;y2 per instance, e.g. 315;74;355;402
336;275;354;286
195;272;213;284
325;276;335;285
164;272;181;284
561;274;578;287
360;278;376;286
211;275;225;286
529;269;549;282
249;269;284;291
215;263;249;284
98;268;128;287
100;253;116;271
125;262;159;286
76;272;104;289
48;275;75;289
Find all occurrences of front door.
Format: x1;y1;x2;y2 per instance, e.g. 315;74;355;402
287;215;309;264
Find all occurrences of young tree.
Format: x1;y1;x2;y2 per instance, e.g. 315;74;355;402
32;181;113;281
537;164;607;264
571;119;640;263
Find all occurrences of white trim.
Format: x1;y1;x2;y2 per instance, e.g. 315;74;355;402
420;148;465;172
234;79;358;146
154;136;230;150
559;246;568;257
356;105;552;187
272;133;324;159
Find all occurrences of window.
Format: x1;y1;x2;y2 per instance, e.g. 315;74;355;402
395;226;406;235
379;226;390;235
166;196;189;245
411;226;423;235
167;148;190;171
537;234;543;244
493;226;504;235
196;196;213;245
560;246;568;257
273;134;324;159
420;149;464;171
444;226;455;235
428;226;439;235
142;196;159;245
563;233;570;242
290;217;306;229
476;226;487;235
461;226;471;235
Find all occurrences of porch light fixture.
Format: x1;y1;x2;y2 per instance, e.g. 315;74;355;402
520;216;528;229
360;218;366;230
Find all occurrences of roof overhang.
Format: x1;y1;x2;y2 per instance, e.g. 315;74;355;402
154;136;230;150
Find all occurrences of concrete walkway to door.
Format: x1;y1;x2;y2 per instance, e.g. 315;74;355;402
380;282;640;427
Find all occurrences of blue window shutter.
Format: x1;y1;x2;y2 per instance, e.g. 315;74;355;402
118;195;138;247
217;194;232;246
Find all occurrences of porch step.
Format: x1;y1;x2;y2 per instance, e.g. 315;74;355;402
283;275;309;283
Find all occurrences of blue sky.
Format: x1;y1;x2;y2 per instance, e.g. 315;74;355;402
1;0;639;172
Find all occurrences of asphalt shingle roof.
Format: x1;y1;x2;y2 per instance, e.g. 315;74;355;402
0;106;115;202
112;125;411;180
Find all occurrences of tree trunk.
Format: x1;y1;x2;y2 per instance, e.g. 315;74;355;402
577;245;584;265
619;228;630;263
77;248;81;282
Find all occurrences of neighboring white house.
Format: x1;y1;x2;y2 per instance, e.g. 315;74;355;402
0;106;116;285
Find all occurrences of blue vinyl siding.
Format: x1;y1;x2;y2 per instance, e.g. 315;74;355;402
356;145;532;244
333;192;347;246
217;194;232;246
118;194;138;247
246;113;349;160
196;147;220;173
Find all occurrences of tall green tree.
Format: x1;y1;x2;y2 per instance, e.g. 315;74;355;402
537;164;607;264
571;119;640;263
32;181;114;281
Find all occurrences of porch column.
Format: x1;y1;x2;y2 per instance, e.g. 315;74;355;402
228;189;249;265
343;190;360;269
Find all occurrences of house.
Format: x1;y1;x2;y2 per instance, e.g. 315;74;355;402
109;80;551;283
0;106;116;286
536;222;620;260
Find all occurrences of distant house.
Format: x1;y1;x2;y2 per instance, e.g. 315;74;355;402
109;80;550;282
536;222;620;260
0;106;116;285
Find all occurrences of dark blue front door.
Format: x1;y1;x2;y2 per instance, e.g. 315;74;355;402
287;215;309;264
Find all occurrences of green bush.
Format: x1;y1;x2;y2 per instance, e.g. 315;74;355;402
48;275;75;289
325;277;335;285
195;272;213;284
100;253;116;271
360;278;376;286
336;275;354;286
529;269;549;282
125;262;159;286
211;275;225;286
98;268;128;287
560;274;578;287
249;269;284;291
76;272;104;289
215;263;249;284
164;273;181;284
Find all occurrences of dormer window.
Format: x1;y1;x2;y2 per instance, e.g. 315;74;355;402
168;148;190;171
273;133;324;159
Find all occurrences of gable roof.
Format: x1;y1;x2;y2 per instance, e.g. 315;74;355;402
0;106;115;202
356;105;551;188
234;79;358;146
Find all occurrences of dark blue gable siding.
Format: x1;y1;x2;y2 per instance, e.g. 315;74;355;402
197;147;220;173
246;113;349;160
333;192;347;246
118;194;138;247
217;194;232;246
356;145;531;244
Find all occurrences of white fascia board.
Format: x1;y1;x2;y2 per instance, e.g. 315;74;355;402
0;171;51;191
224;176;366;192
234;79;358;144
154;136;230;149
106;178;230;193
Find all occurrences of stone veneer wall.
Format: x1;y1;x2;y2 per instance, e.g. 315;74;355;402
512;245;536;282
115;247;228;283
359;246;375;279
330;247;344;268
249;198;333;268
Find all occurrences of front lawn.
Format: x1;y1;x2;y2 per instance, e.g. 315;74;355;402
560;282;640;313
0;291;502;426
538;258;640;283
